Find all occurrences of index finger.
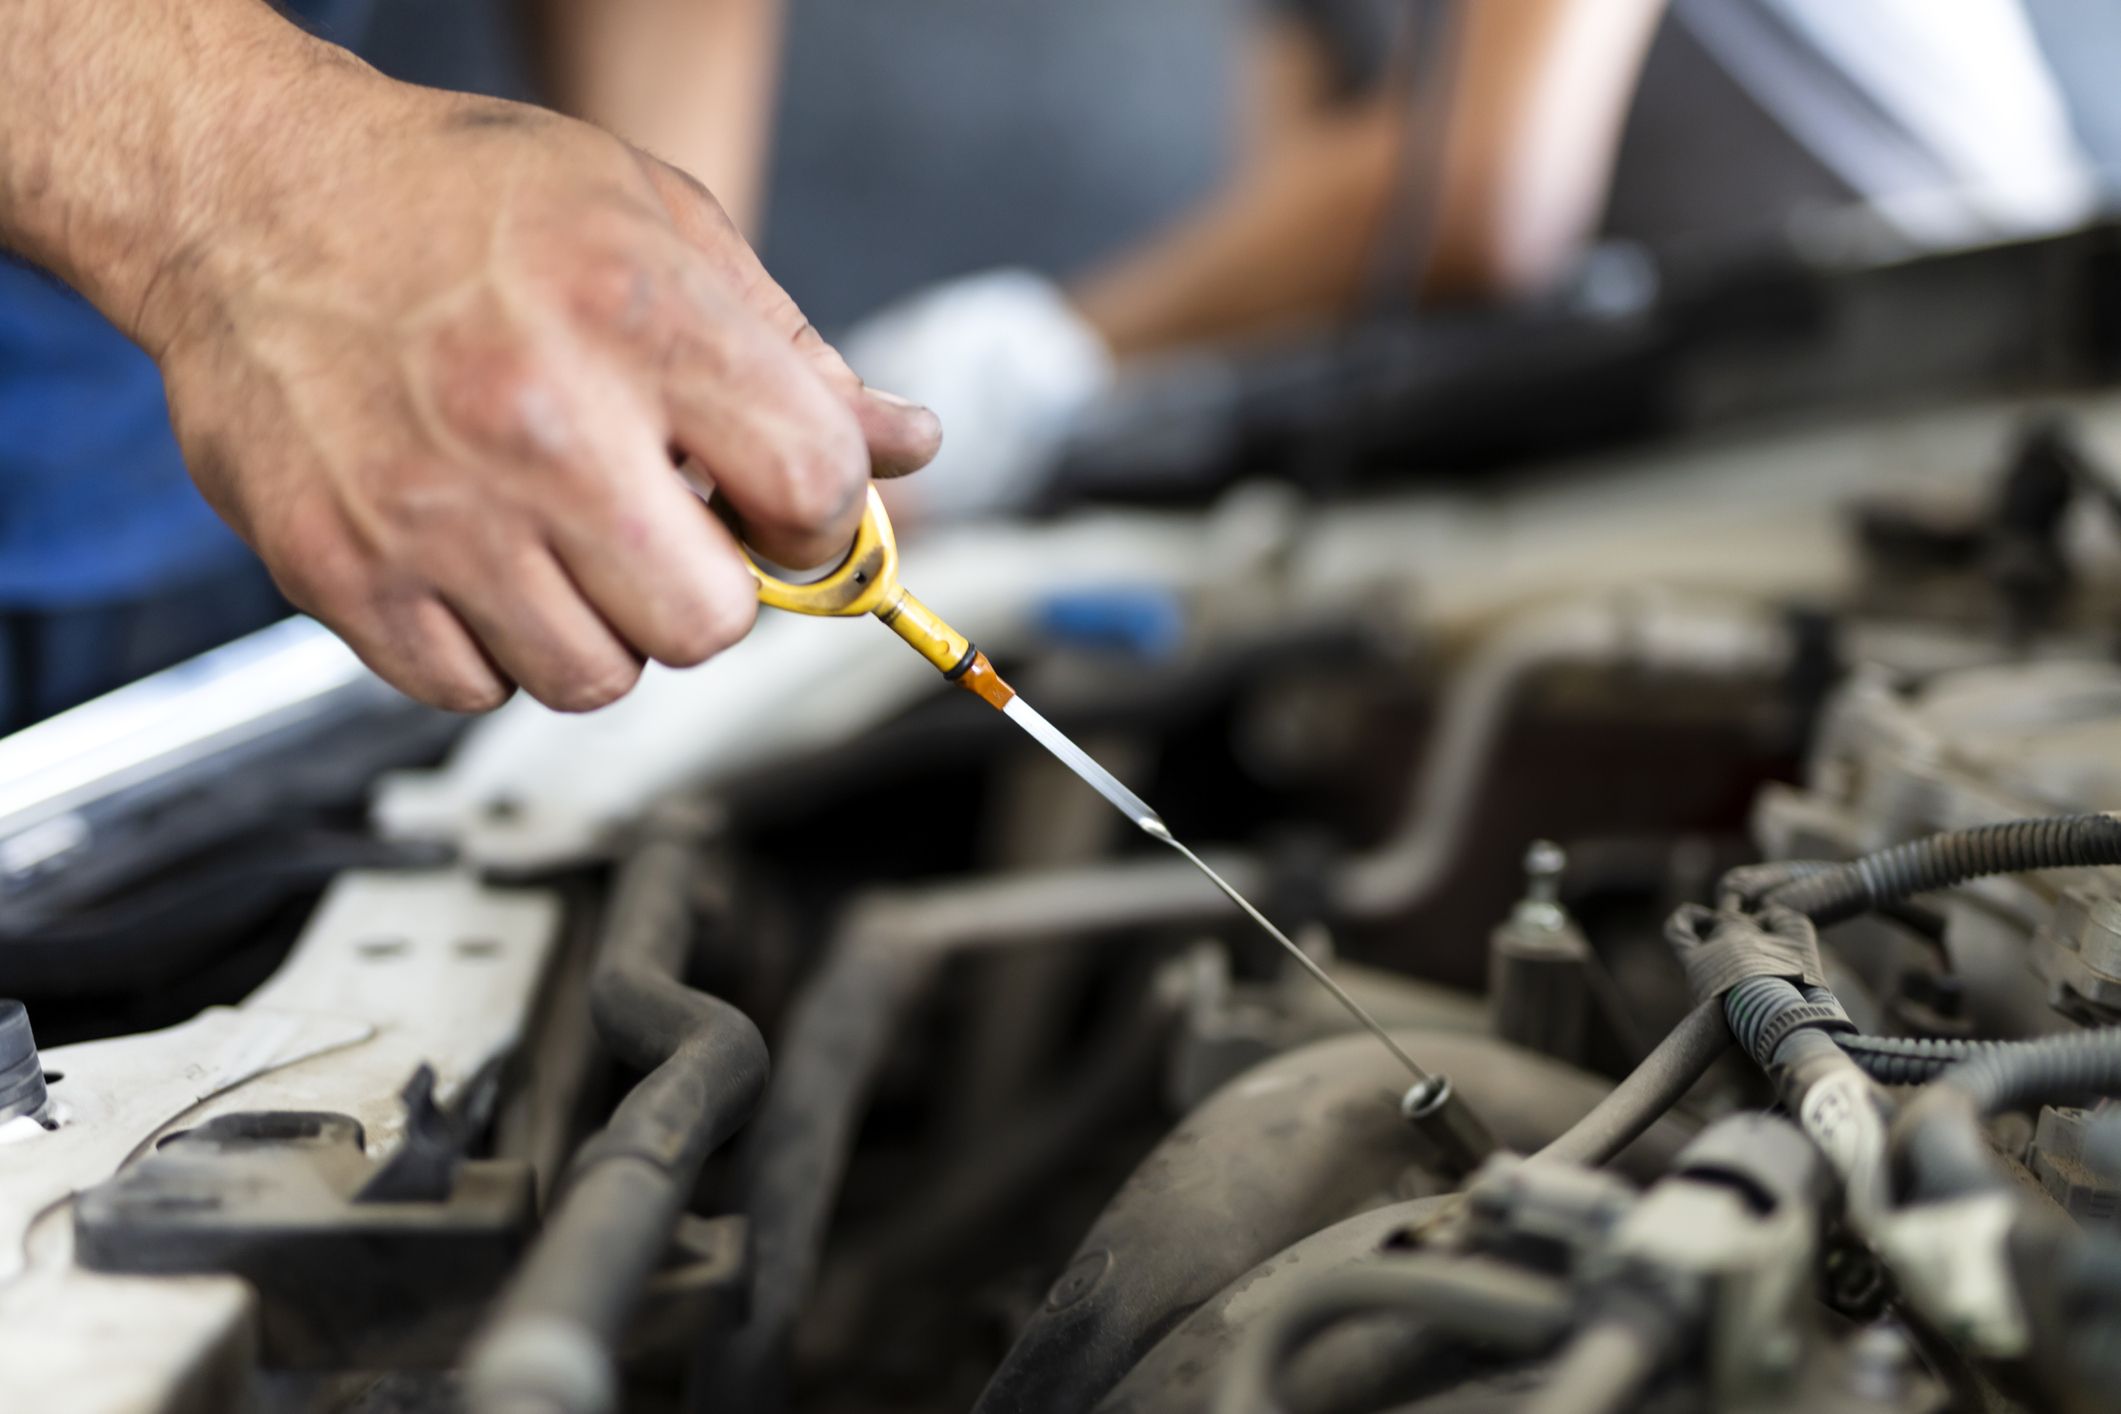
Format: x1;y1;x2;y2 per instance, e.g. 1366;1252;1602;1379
663;276;871;570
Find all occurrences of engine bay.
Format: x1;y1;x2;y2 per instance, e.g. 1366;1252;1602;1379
6;229;2121;1414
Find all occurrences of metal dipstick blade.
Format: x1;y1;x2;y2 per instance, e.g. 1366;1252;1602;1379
997;693;1428;1085
1155;834;1429;1083
1000;696;1163;833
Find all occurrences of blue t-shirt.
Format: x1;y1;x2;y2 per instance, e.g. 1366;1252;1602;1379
0;0;375;609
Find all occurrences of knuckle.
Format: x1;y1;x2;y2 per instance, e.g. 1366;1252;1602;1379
430;672;513;715
637;152;739;233
365;617;512;714
429;339;577;464
666;290;739;379
565;248;675;351
770;434;865;533
660;593;754;667
262;506;369;616
539;657;642;714
802;336;863;393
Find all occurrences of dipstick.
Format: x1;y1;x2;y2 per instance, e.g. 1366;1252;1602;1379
737;486;1429;1085
1144;822;1430;1083
966;651;1428;1084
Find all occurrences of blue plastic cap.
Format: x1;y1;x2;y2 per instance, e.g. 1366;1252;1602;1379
1032;589;1186;661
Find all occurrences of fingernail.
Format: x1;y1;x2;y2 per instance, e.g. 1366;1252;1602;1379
867;387;926;412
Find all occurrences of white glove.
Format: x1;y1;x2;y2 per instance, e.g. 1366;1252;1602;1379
837;269;1114;520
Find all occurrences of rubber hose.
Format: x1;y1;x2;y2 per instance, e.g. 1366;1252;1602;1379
465;826;768;1414
1834;1033;1997;1086
1714;858;1833;909
1722;976;1811;1066
1720;976;1850;1070
1530;998;1729;1168
1942;1026;2121;1115
1903;1027;2121;1199
1765;814;2121;926
1518;1319;1666;1414
1213;1260;1572;1414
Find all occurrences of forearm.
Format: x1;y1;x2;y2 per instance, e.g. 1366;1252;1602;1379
0;0;356;354
531;0;785;237
1429;0;1665;293
1072;0;1665;359
1072;107;1401;358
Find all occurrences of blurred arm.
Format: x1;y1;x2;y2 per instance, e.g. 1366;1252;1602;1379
530;0;785;236
1073;0;1667;358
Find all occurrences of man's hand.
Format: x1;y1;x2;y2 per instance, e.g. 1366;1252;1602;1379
149;87;942;713
2;2;938;713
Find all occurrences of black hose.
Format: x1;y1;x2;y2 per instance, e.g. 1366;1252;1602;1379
1903;1035;2119;1203
705;856;1271;1414
464;820;770;1414
1530;998;1729;1168
1703;814;2121;1080
1687;815;2121;1096
1884;1029;2121;1410
1902;1028;2121;1200
1720;975;1861;1070
1714;858;1833;909
1835;1033;1997;1086
1213;1259;1572;1414
1517;1318;1666;1414
1707;814;2121;1072
1722;976;1808;1066
1763;814;2121;926
1938;1026;2121;1115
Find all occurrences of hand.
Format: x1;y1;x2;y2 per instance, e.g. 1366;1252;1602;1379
140;72;939;713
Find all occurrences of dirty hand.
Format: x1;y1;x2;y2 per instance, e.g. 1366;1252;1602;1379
125;59;939;712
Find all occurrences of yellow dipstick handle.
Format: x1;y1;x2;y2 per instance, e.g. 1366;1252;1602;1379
739;486;1015;707
872;586;971;676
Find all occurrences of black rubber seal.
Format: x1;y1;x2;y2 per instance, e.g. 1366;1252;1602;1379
943;644;978;681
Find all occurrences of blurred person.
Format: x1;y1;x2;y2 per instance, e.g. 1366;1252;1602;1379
4;0;2106;729
831;0;2106;518
0;0;939;729
837;0;1669;516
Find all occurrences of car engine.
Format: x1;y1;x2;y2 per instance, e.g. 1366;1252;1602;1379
6;228;2121;1414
